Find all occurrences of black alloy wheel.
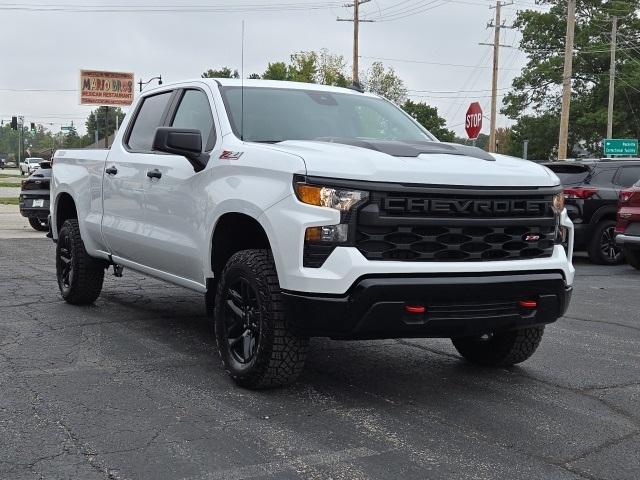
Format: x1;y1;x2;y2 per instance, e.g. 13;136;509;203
57;229;74;297
600;225;622;263
223;276;262;368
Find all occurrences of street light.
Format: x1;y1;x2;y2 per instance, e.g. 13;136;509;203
139;75;163;92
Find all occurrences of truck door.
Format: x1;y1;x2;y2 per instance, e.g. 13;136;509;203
101;90;176;265
140;87;218;283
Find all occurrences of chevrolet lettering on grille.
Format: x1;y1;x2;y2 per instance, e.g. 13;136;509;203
383;197;551;216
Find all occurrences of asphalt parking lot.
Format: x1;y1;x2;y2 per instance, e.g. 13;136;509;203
1;217;639;480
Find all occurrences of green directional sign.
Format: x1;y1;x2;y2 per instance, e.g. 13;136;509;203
60;126;73;132
604;139;638;157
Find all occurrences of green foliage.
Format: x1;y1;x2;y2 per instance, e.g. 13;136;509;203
288;51;318;83
262;62;289;80
503;0;640;157
362;62;407;104
259;50;349;86
401;100;455;141
201;67;239;79
85;107;126;143
505;114;562;160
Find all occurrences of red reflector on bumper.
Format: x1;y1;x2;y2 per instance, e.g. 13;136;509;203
405;305;426;314
518;300;537;308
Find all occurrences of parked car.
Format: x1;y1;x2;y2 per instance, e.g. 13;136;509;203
544;159;640;264
616;179;640;270
19;157;45;176
50;79;574;388
19;163;51;231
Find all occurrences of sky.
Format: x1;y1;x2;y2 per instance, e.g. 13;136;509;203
0;0;547;137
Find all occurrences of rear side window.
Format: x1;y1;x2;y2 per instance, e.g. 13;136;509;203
171;89;215;151
545;164;590;185
615;166;640;187
127;91;173;151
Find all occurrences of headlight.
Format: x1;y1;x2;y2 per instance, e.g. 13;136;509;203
552;193;565;213
294;183;368;211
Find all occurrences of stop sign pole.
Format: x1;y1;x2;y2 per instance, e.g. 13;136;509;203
465;102;483;145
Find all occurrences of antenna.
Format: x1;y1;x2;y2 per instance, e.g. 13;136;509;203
241;20;245;142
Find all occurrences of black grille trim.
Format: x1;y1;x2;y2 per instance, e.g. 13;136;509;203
356;189;557;263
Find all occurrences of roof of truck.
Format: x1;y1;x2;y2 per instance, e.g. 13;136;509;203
151;78;377;97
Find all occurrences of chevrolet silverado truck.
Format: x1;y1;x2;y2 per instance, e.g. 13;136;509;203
50;79;574;389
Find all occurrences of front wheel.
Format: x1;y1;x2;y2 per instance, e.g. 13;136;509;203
452;326;545;367
214;249;308;389
588;220;624;265
56;219;105;305
28;216;49;232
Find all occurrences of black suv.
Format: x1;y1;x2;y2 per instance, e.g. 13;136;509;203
544;159;640;264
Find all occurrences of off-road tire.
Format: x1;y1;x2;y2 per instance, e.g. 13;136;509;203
624;248;640;270
452;326;545;367
588;220;624;265
214;249;308;389
56;219;105;305
28;216;48;232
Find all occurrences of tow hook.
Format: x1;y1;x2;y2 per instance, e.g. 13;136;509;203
113;264;124;278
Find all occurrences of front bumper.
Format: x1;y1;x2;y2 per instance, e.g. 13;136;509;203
283;272;572;340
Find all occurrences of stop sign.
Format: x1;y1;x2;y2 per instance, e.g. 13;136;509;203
465;102;483;140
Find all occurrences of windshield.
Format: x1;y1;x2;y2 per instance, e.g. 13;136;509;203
27;159;43;164
220;86;435;143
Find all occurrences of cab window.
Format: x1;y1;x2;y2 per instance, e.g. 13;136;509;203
127;91;173;152
171;89;215;151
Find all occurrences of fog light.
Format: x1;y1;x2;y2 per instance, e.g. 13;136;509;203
305;224;349;243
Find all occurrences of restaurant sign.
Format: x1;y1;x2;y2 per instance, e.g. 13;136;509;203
80;70;134;106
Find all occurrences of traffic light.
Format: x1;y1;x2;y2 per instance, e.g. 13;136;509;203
11;116;17;130
30;122;35;131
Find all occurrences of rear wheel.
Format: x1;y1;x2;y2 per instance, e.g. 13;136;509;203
624;248;640;270
28;216;48;231
214;249;308;389
56;219;105;305
452;326;545;366
588;220;624;265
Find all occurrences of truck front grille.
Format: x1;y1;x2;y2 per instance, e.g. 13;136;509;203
355;189;558;263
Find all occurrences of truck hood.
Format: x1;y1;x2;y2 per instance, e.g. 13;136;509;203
271;140;559;187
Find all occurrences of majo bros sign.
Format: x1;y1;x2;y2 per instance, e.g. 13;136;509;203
80;70;134;106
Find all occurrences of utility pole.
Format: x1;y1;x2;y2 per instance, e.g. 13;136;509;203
607;15;618;140
104;106;109;149
480;1;513;153
337;0;374;85
558;0;576;160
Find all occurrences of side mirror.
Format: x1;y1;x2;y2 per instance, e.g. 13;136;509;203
152;127;209;172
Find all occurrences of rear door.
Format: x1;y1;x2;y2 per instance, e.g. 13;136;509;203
101;89;176;265
140;87;218;283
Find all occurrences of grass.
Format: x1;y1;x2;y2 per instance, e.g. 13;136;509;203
0;182;20;188
0;197;19;205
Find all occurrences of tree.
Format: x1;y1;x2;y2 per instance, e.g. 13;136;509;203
288;51;318;83
401;100;455;141
505;114;562;161
85;107;126;142
262;62;289;80
316;49;349;87
363;62;407;104
201;67;239;79
503;0;640;157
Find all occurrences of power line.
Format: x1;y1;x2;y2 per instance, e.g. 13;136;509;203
359;55;522;70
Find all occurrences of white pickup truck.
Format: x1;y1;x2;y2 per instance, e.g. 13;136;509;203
50;79;574;389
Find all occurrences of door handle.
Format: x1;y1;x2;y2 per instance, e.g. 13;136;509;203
147;169;162;179
105;166;118;175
